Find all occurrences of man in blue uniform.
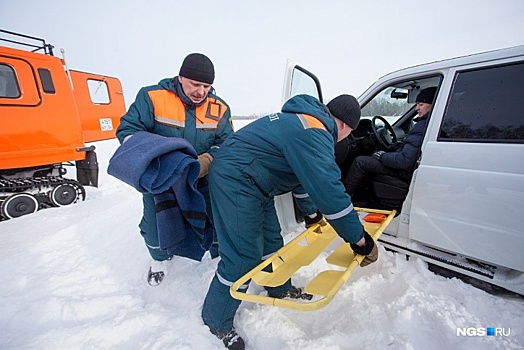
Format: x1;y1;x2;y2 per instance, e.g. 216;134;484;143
343;87;437;196
116;53;233;285
202;94;378;349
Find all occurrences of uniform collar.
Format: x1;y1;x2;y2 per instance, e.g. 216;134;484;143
173;77;208;108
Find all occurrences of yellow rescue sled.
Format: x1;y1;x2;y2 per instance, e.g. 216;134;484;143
230;208;396;311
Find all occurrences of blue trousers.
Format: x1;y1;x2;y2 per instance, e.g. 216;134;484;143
201;167;291;331
139;177;218;261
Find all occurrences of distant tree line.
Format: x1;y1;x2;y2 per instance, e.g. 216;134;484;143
361;98;410;118
232;113;269;120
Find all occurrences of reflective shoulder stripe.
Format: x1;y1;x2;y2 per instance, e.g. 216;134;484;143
149;89;186;126
323;203;354;220
293;192;309;199
295;113;310;129
296;113;326;130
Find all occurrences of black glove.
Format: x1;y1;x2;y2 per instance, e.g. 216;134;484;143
304;210;327;228
350;230;378;267
372;150;385;160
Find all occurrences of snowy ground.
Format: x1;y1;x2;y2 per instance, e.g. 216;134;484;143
1;137;523;350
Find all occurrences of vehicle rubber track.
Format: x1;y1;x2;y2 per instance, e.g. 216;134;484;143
0;176;86;220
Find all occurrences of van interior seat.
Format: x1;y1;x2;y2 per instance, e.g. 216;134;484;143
371;174;409;200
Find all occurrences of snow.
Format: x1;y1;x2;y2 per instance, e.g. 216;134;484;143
1;137;523;350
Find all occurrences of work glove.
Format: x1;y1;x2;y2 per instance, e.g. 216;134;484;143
197;153;213;178
304;210;327;228
372;150;385;160
350;230;378;267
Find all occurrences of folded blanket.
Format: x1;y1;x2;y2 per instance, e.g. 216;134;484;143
107;131;213;261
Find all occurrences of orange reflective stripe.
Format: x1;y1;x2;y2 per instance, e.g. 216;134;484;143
296;113;326;130
149;91;228;129
148;90;186;127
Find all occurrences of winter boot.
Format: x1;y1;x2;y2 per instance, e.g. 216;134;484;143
147;267;164;286
272;285;313;300
210;327;245;350
147;258;170;286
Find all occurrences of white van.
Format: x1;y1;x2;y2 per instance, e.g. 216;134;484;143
275;45;524;295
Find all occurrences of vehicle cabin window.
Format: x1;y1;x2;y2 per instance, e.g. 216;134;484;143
87;79;110;104
360;86;414;126
439;62;524;143
38;68;55;94
0;64;21;98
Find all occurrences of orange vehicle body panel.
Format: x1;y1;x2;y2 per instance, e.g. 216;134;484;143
0;44;125;170
70;70;125;142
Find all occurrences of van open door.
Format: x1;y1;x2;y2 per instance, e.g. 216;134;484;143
280;60;323;104
275;61;324;234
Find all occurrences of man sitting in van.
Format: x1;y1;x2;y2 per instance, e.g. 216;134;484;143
343;87;437;198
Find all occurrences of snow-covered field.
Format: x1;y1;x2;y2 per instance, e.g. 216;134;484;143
1;137;523;350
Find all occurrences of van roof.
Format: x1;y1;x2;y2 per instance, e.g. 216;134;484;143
381;45;524;80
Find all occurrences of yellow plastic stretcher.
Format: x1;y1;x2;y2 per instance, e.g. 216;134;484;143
230;207;396;311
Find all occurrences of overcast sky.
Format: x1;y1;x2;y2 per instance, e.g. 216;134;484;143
1;0;523;115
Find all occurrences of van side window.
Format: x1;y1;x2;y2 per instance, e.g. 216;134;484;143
38;68;56;94
0;64;21;98
438;62;524;143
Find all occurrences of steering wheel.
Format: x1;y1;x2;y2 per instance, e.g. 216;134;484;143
371;116;397;151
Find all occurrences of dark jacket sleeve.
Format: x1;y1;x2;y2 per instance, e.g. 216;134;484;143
115;87;156;144
283;129;364;244
292;185;317;217
380;118;427;170
208;100;233;158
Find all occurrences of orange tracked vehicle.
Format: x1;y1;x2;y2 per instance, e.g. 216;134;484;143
0;29;126;220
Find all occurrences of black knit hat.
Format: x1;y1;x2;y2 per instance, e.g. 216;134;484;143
416;87;437;104
326;94;361;129
179;53;215;84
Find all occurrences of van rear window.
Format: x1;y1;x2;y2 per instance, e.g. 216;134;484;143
439;62;524;143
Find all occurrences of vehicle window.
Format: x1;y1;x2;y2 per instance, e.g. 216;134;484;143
38;68;55;94
360;86;414;126
439;62;524;143
0;64;21;98
290;66;322;102
87;79;110;104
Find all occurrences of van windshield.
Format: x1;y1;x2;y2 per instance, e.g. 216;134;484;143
360;86;413;125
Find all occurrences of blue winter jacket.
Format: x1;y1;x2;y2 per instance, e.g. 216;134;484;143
380;113;430;171
217;94;364;244
116;77;233;158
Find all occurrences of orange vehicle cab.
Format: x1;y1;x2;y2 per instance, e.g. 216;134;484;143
0;29;126;220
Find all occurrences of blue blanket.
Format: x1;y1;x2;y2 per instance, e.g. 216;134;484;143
107;131;213;261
